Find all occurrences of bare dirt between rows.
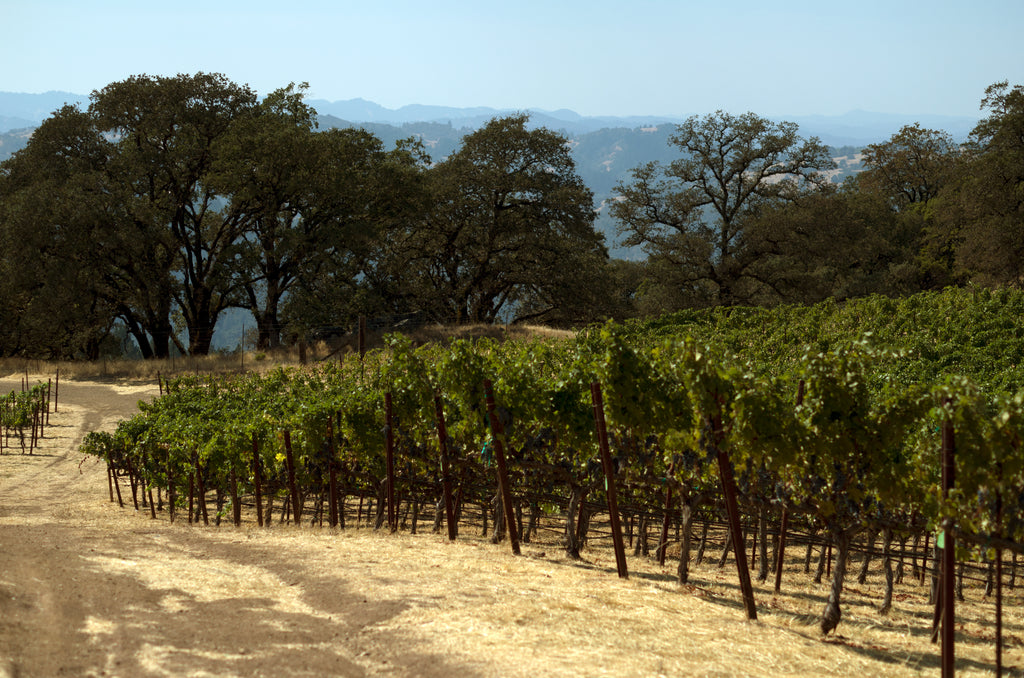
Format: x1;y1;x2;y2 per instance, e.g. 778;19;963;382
0;378;447;678
2;375;1022;677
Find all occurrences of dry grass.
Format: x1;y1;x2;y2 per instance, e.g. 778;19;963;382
64;466;1024;678
5;372;1021;677
89;511;1024;678
0;323;574;383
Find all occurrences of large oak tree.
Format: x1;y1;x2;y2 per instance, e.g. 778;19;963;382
380;114;608;324
612;111;834;307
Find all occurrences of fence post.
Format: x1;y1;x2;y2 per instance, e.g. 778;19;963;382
283;430;301;526
590;382;628;579
252;434;264;527
482;379;520;556
384;393;397;532
774;379;804;594
941;405;956;677
434;392;458;541
712;410;757;620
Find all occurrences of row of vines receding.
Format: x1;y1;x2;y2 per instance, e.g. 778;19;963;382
79;290;1024;656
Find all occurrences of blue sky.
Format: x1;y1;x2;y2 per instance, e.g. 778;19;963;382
4;0;1021;119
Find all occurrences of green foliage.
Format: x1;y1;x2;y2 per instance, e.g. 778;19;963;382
80;285;1024;555
371;113;608;324
612;110;835;307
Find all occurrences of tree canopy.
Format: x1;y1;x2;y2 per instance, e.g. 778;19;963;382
611;110;835;307
368;114;609;324
3;77;1024;358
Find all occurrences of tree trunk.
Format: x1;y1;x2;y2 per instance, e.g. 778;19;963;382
814;536;828;584
770;526;780;575
880;527;894;615
678;502;696;584
120;310;155;359
249;276;284;350
718;531;732;568
432;496;445;534
896;534;908;584
576;494;592;549
820;528;851;635
756;507;769;582
911;532;921;580
490;492;505;544
526;501;541;543
515;500;524;543
634;515;649;557
695;518;709;565
857;528;878;584
928;542;940;605
564;485;582;560
374;481;387;530
264;493;275;526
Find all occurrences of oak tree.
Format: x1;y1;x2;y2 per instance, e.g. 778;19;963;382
384;114;607;323
612;110;834;307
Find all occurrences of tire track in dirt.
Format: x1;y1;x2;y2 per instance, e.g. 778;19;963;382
0;377;467;678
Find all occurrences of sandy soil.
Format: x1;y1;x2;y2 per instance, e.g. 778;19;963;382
1;374;1021;678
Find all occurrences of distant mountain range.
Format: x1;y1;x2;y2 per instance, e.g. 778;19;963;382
0;90;88;131
0;91;981;259
0;90;980;143
302;97;982;147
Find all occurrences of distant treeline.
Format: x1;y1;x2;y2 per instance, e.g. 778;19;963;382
0;73;1020;360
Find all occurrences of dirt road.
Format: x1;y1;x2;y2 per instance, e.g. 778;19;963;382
0;377;460;678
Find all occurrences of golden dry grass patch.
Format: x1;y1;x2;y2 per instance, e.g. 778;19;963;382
138;521;1019;678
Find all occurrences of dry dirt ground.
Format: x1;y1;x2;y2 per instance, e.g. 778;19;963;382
1;374;1023;678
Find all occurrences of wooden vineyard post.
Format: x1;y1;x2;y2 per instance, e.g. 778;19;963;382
995;489;1004;677
337;411;346;529
712;411;758;620
124;455;140;511
54;369;59;412
358;316;367;360
482;379;521;556
46;378;51;427
230;466;241;526
940;408;956;677
167;451;176;524
252;434;264;527
194;452;209;526
327;417;339;528
921;533;931;585
774;379;804;594
434;392;458;541
112;465;124;506
283;430;301;526
384;393;397;533
146;452;156;519
590;382;628;579
188;458;195;524
658;484;673;566
773;510;789;594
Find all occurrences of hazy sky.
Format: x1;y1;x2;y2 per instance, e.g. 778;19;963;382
4;0;1021;118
